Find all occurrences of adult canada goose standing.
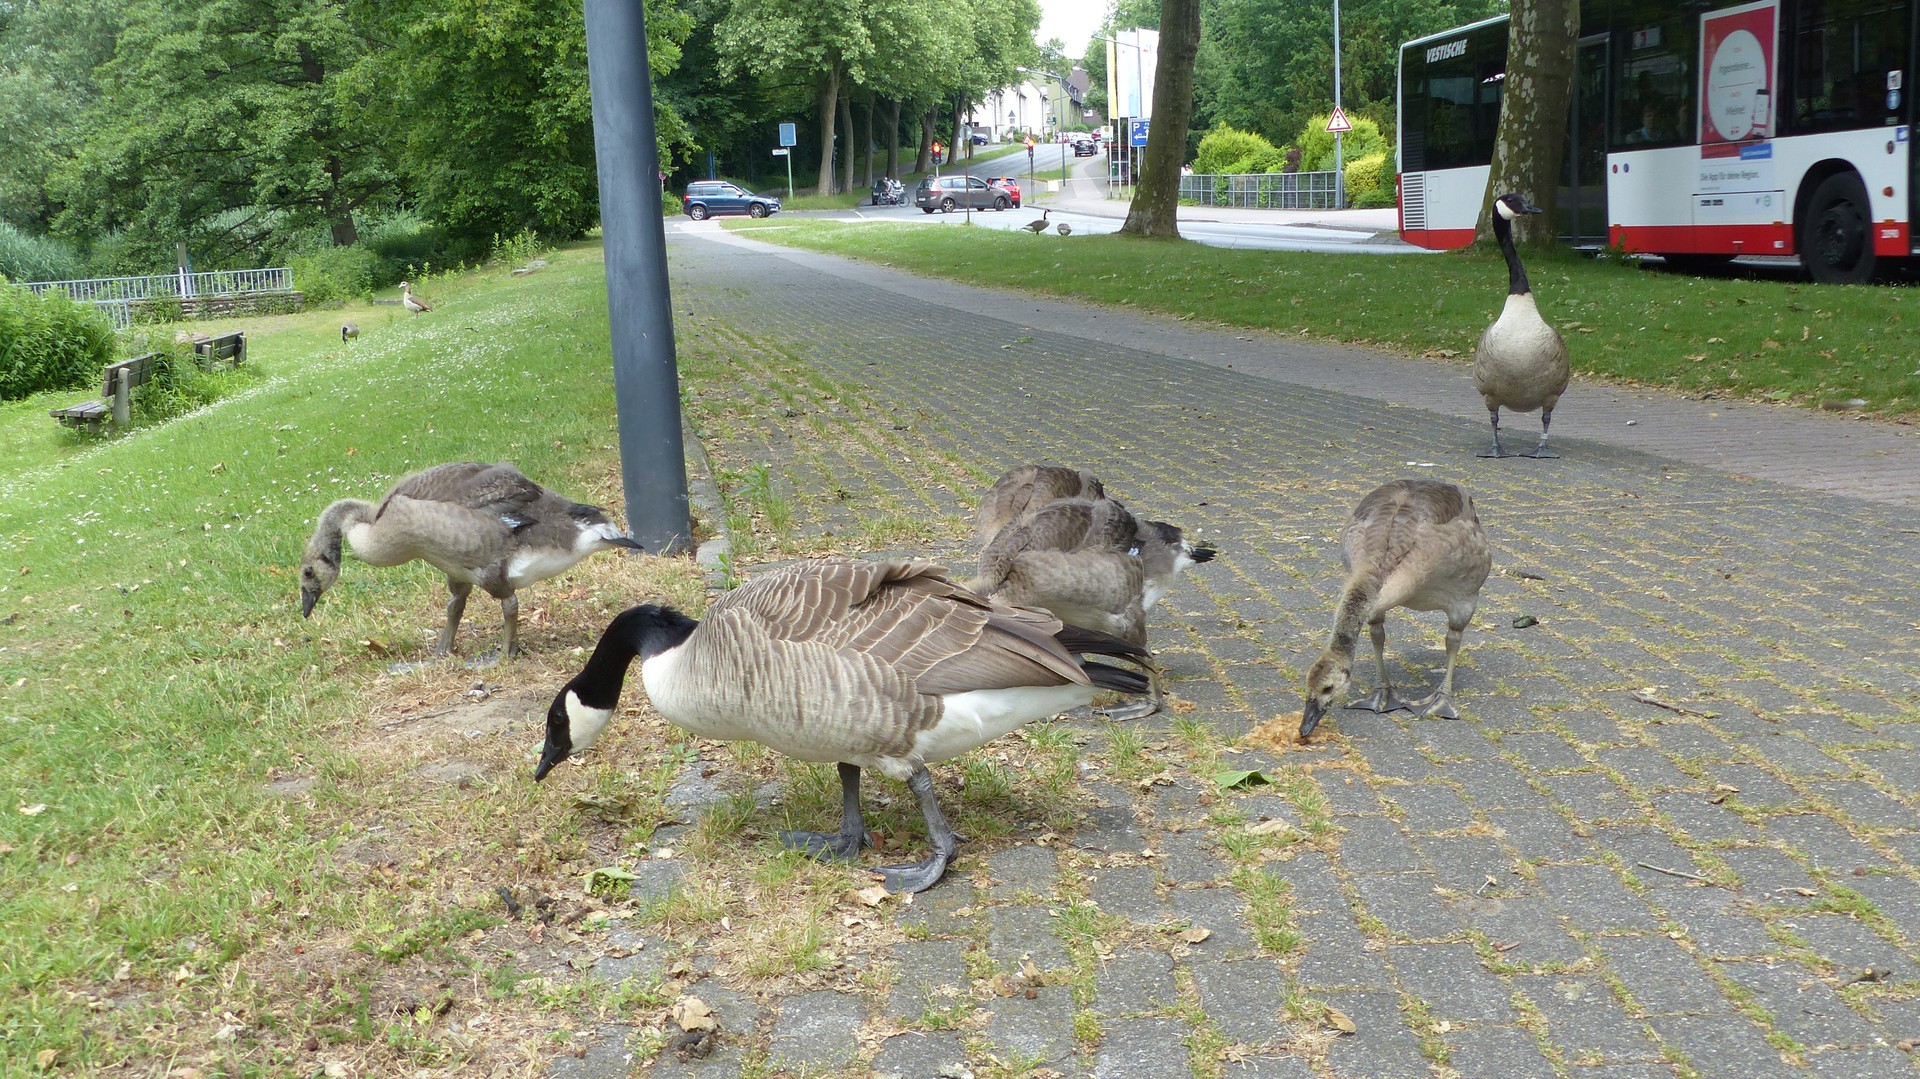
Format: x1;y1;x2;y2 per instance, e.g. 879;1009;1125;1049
1473;192;1570;458
1021;209;1052;234
1299;479;1491;740
970;497;1216;720
400;281;431;315
535;558;1150;893
1056;221;1073;237
341;322;360;343
974;463;1106;546
299;462;642;666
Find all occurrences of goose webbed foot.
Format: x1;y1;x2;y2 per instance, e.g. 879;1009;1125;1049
463;645;522;669
1523;443;1560;459
1095;697;1160;722
1476;440;1515;459
875;766;960;894
1349;687;1410;713
779;828;869;861
875;849;953;895
385;657;446;676
1407;690;1462;719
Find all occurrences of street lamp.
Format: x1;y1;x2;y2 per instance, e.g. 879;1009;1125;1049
1333;0;1346;208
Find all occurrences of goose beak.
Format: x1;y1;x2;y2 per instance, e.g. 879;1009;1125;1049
1299;699;1325;741
1520;199;1544;215
299;588;320;618
534;692;574;782
533;739;567;782
611;535;645;552
1190;544;1218;564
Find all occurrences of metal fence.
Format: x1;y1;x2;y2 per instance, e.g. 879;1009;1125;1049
24;267;295;329
1178;171;1342;210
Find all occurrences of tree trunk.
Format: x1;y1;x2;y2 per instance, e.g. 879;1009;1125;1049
1120;0;1201;238
1477;0;1579;248
861;94;875;188
839;94;855;194
886;99;902;181
949;100;964;165
915;110;932;173
816;68;840;195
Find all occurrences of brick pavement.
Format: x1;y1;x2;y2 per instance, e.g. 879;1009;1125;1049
552;230;1920;1078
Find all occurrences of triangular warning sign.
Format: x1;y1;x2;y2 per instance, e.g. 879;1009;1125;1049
1326;106;1353;134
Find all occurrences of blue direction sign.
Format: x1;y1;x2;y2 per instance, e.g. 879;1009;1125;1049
1129;118;1150;147
779;122;797;147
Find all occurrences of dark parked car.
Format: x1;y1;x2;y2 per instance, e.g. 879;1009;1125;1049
1072;139;1097;157
970;131;990;145
682;180;780;220
984;176;1022;208
915;175;1012;213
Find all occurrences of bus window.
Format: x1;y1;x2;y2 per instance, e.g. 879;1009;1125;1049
1404;23;1506;172
1790;0;1910;133
1613;8;1697;147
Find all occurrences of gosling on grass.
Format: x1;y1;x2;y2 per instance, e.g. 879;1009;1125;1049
1299;479;1491;740
535;558;1150;893
299;462;642;668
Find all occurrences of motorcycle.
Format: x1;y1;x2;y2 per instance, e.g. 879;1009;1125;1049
870;178;906;206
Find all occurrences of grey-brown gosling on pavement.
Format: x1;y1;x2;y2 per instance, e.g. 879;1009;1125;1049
299;462;642;667
1022;208;1052;234
535;558;1150;893
1474;192;1570;458
1299;479;1491;740
971;497;1215;720
975;463;1106;546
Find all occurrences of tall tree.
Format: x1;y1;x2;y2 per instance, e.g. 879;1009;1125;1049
0;0;122;234
1119;0;1199;238
1478;0;1578;247
715;0;887;194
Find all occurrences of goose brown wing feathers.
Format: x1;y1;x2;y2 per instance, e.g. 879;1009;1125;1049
1342;480;1473;575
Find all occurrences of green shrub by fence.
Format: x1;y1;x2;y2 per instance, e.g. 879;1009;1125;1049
0;280;118;400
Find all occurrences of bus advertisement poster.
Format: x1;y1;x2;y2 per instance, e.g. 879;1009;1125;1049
1699;0;1777;151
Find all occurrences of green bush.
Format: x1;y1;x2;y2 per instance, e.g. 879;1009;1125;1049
661;189;681;217
1297;114;1389;174
290;245;380;306
0;223;88;282
1195;125;1277;175
1345;152;1389;199
1353;187;1398;209
0;281;118;400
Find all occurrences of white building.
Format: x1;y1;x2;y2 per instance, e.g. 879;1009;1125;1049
968;68;1091;143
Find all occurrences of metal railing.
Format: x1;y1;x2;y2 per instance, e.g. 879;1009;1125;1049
24;267;295;329
1179;171;1342;210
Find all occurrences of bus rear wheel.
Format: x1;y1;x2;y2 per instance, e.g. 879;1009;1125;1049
1800;172;1876;284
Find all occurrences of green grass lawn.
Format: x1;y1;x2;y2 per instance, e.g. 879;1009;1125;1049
729;218;1920;420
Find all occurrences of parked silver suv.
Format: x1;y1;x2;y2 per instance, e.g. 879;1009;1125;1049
915;175;1012;214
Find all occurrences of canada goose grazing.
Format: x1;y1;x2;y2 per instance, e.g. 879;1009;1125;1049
1021;209;1052;234
974;463;1106;547
1299;479;1491;741
1056;221;1072;237
971;498;1216;720
535;558;1150;893
399;281;431;315
341;322;360;343
1474;192;1571;458
299;462;643;667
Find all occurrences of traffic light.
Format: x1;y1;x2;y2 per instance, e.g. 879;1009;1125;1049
931;140;944;164
1025;135;1035;168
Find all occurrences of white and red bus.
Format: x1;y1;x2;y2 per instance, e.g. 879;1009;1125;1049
1398;0;1912;283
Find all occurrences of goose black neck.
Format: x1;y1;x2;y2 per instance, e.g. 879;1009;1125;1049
571;605;699;708
1493;213;1532;296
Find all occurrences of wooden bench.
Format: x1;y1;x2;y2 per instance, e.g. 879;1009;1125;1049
50;353;161;432
194;330;246;369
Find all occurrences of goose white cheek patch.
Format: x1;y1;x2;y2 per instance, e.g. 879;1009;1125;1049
567;691;616;751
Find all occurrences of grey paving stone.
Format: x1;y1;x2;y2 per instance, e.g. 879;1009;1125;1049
590;930;671;986
1336;815;1424;874
1487;807;1594;863
1355;739;1440;783
1642;721;1742;763
1417;833;1515;891
885;938;973;1020
896;877;980;934
980;984;1078;1066
546;1024;634;1079
1439;1025;1556;1079
1388;941;1515;1022
1598;747;1700;792
1350;873;1463;941
1092;1016;1195;1079
1506;730;1593;773
645;984;765;1079
1312;771;1385;816
1565;1066;1689;1079
1647;1013;1796;1077
1841;871;1920;929
1218;1053;1316;1078
1720;961;1886;1048
1852;750;1920;796
1811;780;1917;831
1595;827;1715;892
1319;988;1432;1079
1269;851;1347;916
983;845;1060;899
1715;846;1821;898
1384;783;1479;832
1169;886;1260;959
1289;911;1386;989
1459;895;1587;968
986;904;1072;972
1748;734;1852;779
1159;829;1230;885
1762;814;1887;873
1661;889;1780;958
767;989;865;1071
1537;864;1662;933
871;1030;976;1079
1708;764;1805;810
1190;958;1291;1047
1409;718;1501;760
1447;761;1544;811
1539;773;1643;822
1803;1045;1920;1078
1651;791;1761;843
1092;948;1179;1016
1559;709;1638;748
1514;974;1667;1062
1596;935;1731;1016
1086;865;1166;925
1783;914;1920;983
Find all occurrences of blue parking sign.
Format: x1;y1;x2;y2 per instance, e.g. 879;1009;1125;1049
1129;119;1150;147
779;122;797;147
